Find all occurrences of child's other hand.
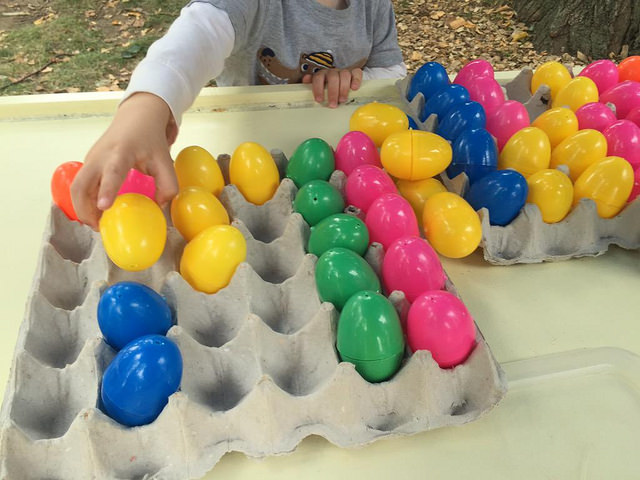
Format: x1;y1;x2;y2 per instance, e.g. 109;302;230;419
70;92;179;231
303;68;363;108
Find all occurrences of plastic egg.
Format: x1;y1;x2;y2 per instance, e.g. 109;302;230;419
344;164;397;213
453;59;495;88
421;84;470;122
396;177;447;218
407;62;450;102
293;180;345;226
286;138;335;188
380;129;452;180
526;169;574;223
307;213;369;257
180;225;247;294
498;127;551;177
574;156;634;218
51;161;83;221
365;193;420;250
406;290;476;368
465;76;505;118
626;107;640;129
170;187;229;241
337;291;404;382
552;77;599;111
531;107;579;149
230;142;280;205
550;129;608;181
98;282;173;351
117;169;156;200
486;100;530;151
101;335;182;427
629;166;640;203
334;131;381;175
381;236;446;303
448;128;498;184
600;81;640;119
603;120;640;170
349;102;409;147
174;146;225;196
99;193;167;271
466;169;528;226
575;102;617;132
578;60;619;94
407;115;419;130
531;61;572;100
422;192;482;258
618;56;640;83
315;248;381;311
436;101;486;142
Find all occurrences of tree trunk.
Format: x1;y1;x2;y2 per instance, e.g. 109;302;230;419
511;0;640;59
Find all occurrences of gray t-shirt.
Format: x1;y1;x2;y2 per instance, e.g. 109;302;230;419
188;0;404;86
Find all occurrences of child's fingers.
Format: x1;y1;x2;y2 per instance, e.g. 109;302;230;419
338;69;352;104
70;163;105;231
96;157;131;213
324;70;341;108
147;151;179;208
350;68;363;91
312;70;327;104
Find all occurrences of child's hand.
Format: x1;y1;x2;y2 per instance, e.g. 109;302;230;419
71;92;179;231
302;68;363;108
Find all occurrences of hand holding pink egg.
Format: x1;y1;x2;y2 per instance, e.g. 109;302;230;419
118;169;156;200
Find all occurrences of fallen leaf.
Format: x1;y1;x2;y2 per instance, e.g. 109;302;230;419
448;17;466;29
430;11;446;20
511;30;529;42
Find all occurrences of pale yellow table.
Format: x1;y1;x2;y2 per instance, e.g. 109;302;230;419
1;80;640;478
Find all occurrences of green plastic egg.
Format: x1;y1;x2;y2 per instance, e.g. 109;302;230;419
337;291;405;382
286;138;335;188
293;180;345;226
315;248;380;311
308;214;369;257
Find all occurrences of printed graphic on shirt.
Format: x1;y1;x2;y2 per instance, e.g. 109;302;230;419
257;46;366;85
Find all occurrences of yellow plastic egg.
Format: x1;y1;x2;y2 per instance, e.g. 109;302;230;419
498;127;551;177
552;77;599;111
349;102;409;147
380;130;452;180
99;193;167;271
396;177;448;218
229;142;280;205
531;62;572;100
550;129;608;181
422;192;482;259
526;169;574;223
573;156;634;218
170;186;230;241
531;107;579;149
180;225;247;294
174;145;225;196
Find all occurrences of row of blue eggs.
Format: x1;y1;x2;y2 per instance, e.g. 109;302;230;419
98;282;182;427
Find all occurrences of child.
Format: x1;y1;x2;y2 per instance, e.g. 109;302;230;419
71;0;407;229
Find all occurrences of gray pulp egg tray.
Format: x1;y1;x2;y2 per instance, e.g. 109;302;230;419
397;71;640;265
0;151;506;480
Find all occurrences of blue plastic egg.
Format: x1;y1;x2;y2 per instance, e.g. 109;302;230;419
465;169;528;226
447;128;498;184
422;84;470;122
407;62;450;102
436;101;487;143
101;335;182;427
98;282;173;351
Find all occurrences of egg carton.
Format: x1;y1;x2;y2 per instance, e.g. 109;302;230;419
0;154;506;479
397;74;640;265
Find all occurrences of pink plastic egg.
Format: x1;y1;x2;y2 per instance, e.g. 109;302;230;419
365;193;419;250
344;164;397;213
629;166;640;203
603;120;640;169
600;81;640;119
578;60;619;95
118;169;156;200
486;100;530;151
334;131;382;175
575;102;617;132
406;290;477;368
466;76;506;118
626;107;640;129
381;236;446;303
453;59;495;89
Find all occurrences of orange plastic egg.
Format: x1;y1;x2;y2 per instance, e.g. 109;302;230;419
381;130;452;180
573;156;634;218
531;62;572;100
498;127;551;177
174;145;225;196
550;129;608;181
526;169;574;223
350;102;409;147
552;77;599;111
170;187;230;241
396;177;447;218
531;107;579;149
229;142;280;205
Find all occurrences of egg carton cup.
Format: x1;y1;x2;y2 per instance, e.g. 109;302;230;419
0;156;506;479
396;73;640;265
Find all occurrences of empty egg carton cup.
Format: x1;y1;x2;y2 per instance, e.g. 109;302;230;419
397;75;640;265
0;151;506;479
